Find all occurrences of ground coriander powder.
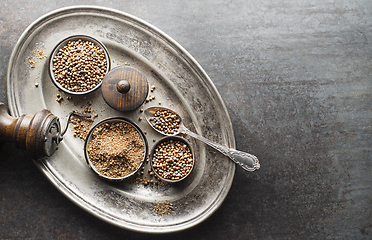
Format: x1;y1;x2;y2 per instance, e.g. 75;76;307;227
87;121;145;178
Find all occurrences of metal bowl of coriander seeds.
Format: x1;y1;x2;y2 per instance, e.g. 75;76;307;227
84;117;148;181
49;35;111;94
150;136;195;183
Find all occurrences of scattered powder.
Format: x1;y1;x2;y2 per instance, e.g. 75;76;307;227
70;101;97;140
26;43;47;68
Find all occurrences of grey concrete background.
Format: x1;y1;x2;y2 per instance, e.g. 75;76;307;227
0;0;371;239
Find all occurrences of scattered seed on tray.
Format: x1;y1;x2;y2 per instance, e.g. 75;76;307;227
154;201;173;215
71;102;97;140
150;85;156;92
26;43;47;68
35;49;46;60
28;58;36;68
56;93;63;103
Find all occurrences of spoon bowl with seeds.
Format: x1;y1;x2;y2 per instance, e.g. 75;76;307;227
144;107;260;172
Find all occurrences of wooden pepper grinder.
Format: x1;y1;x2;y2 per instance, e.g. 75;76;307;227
0;102;88;159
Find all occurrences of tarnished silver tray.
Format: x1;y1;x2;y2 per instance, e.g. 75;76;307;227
7;6;235;233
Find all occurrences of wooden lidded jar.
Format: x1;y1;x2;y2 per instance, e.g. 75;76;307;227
101;66;149;112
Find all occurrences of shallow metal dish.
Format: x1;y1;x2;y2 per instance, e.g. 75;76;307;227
48;34;111;95
84;117;148;181
7;6;235;233
150;136;194;183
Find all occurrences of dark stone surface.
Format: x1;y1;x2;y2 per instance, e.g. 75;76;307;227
0;1;371;239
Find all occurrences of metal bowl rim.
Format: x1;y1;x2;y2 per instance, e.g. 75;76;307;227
149;135;195;183
48;34;112;95
84;117;149;181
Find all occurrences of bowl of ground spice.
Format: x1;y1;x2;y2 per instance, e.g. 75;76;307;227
49;35;111;94
84;117;148;181
150;136;194;183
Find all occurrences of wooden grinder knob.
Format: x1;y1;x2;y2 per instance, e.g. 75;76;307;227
116;80;131;94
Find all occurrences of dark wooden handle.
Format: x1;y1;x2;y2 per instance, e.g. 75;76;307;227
0;102;61;159
0;102;19;142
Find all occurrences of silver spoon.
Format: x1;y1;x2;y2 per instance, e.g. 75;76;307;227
144;107;260;172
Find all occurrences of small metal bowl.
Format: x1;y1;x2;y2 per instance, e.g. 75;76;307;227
84;117;148;181
150;136;194;183
48;35;111;95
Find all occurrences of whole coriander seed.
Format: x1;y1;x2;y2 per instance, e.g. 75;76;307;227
151;138;194;182
52;37;108;93
149;109;181;134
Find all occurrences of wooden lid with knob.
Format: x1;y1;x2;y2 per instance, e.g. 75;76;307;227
101;66;149;111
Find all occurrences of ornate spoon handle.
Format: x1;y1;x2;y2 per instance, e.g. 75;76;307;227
181;126;260;172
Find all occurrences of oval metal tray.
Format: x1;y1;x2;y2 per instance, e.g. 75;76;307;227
7;6;235;233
